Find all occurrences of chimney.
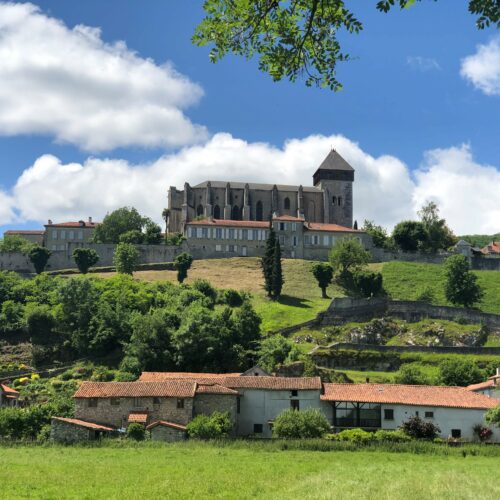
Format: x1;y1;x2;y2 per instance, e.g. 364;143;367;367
88;216;92;224
365;377;370;384
497;367;500;377
48;219;52;225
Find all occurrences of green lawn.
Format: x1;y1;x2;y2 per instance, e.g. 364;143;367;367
1;442;498;499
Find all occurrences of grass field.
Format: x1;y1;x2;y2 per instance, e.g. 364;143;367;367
1;442;498;499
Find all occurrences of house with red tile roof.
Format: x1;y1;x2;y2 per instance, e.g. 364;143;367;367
0;383;20;408
467;368;500;399
480;241;500;257
320;382;499;441
44;218;100;252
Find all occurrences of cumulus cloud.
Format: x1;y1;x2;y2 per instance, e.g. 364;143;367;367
461;37;500;95
407;56;441;72
2;133;498;234
0;2;206;150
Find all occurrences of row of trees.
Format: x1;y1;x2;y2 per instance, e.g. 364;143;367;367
364;202;457;253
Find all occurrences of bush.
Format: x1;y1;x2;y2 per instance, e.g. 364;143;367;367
28;246;52;274
187;411;232;439
113;242;140;275
352;269;383;298
329;428;374;444
114;371;137;382
72;248;99;274
485;406;500;427
472;424;493;442
401;416;440;439
394;365;430;385
415;286;436;304
127;423;146;441
373;429;411;443
272;409;330;439
192;279;217;304
438;359;484;387
217;288;244;307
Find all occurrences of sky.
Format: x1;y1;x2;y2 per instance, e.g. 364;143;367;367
0;0;499;235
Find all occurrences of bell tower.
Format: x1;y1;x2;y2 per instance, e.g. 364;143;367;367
313;149;354;228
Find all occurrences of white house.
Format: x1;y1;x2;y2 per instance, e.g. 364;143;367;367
467;369;500;399
320;383;499;441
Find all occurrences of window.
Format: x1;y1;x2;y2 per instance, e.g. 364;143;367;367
153;397;161;405
332;196;337;205
69;230;74;239
279;222;286;231
338;197;342;206
237;397;241;414
196;228;203;238
202;228;208;238
334;402;381;428
323;235;330;246
451;429;461;439
290;399;300;411
215;244;222;252
242;229;248;240
291;390;298;397
228;229;235;239
293;236;297;247
384;409;394;420
232;205;241;220
133;397;142;408
253;424;263;434
78;230;83;240
284;197;290;210
197;204;204;216
279;235;285;245
88;398;98;408
304;235;310;244
256;201;263;221
291;223;297;231
52;229;58;239
312;235;319;245
177;398;185;409
215;228;223;239
424;411;434;419
213;205;221;219
110;398;120;406
60;230;66;240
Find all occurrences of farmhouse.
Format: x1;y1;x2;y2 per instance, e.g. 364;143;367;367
0;383;19;408
51;370;499;443
467;368;500;399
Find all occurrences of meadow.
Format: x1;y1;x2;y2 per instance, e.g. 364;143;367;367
0;441;499;499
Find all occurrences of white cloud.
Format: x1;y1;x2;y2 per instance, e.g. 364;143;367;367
2;133;498;234
407;56;441;72
0;2;206;150
461;37;500;95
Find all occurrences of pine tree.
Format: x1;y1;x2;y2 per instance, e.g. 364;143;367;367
261;226;276;298
271;238;284;299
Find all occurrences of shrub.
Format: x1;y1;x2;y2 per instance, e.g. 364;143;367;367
28;246;52;274
217;288;244;307
415;286;436;304
187;411;232;439
472;424;493;442
401;416;440;439
394;365;430;385
114;371;137;382
91;366;115;382
444;254;484;308
373;429;411;443
113;242;139;275
192;279;217;304
438;359;484;387
272;409;330;439
329;428;374;444
352;269;383;298
174;252;194;283
72;247;99;274
127;423;146;441
485;406;500;427
311;262;333;298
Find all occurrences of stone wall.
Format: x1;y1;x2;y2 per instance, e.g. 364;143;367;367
150;425;186;442
322;297;500;331
194;394;238;428
75;396;194;428
50;418;92;443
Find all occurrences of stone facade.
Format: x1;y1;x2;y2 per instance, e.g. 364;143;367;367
50;419;93;443
167;150;354;234
75;396;194;428
149;424;187;442
194;394;238;424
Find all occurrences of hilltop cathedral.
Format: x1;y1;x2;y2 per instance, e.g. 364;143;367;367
166;149;355;234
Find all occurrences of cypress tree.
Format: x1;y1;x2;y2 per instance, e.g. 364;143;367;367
271;238;284;299
261;225;276;298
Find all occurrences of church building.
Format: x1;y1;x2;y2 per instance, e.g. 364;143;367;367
166;149;354;234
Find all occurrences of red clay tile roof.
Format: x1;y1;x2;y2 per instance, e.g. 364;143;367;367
321;383;499;409
74;381;196;399
186;219;269;228
52;417;114;431
1;384;19;395
128;412;149;424
45;221;100;228
467;380;496;392
139;372;321;391
273;215;305;222
146;420;187;431
4;230;44;235
305;222;362;233
139;372;241;381
196;383;240;395
481;242;500;254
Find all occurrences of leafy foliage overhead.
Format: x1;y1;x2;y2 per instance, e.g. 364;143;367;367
193;0;498;90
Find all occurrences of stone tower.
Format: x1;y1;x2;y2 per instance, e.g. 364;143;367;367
312;149;354;228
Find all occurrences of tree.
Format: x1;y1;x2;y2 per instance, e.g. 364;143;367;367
193;1;497;91
271;238;284;299
392;220;427;252
26;306;56;347
362;220;391;249
273;408;330;439
394;365;430;385
72;248;99;274
143;219;162;245
187;411;232;439
28;246;51;274
329;237;370;275
261;226;277;298
92;207;144;243
352;269;383;298
485;406;500;427
418;201;456;253
119;230;144;244
257;335;299;372
113;243;139;275
444;254;484;308
165;233;186;246
162;208;170;234
311;262;333;298
438;359;484;387
174;252;194;283
0;234;34;253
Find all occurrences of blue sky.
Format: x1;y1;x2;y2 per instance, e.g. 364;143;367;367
0;0;499;234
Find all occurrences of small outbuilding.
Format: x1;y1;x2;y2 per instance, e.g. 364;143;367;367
147;420;187;442
51;417;115;443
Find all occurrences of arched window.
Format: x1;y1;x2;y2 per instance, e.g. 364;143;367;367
213;205;221;219
332;196;337;205
338;197;342;206
284;197;290;210
196;204;204;216
232;205;241;220
256;201;263;221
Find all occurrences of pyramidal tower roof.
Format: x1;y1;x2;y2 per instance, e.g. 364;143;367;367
316;149;354;172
